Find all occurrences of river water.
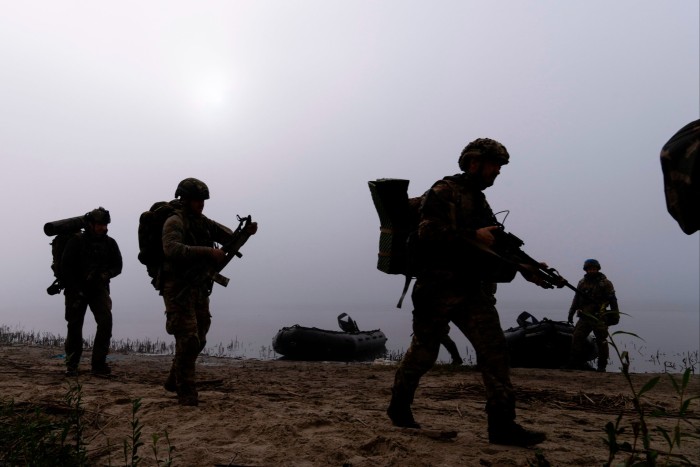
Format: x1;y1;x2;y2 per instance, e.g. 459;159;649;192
3;297;697;374
200;298;698;374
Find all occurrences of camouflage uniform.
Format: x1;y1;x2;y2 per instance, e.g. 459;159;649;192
61;221;122;373
568;270;618;371
391;170;519;429
440;331;462;365
161;208;235;405
660;119;699;235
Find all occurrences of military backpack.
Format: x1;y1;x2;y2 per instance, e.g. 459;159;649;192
368;177;519;308
368;178;425;307
137;200;181;289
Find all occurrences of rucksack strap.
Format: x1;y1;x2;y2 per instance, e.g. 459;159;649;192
396;275;414;309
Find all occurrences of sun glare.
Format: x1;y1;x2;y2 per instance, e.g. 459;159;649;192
191;73;230;112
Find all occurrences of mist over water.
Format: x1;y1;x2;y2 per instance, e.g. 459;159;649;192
7;294;696;374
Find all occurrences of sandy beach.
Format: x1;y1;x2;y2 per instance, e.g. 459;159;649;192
1;343;698;466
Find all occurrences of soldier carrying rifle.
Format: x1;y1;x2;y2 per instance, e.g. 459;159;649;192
388;138;556;446
159;178;257;406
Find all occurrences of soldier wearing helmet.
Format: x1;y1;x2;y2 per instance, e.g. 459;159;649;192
175;177;210;200
660;119;699;235
458;138;510;169
160;178;257;406
566;258;619;372
61;207;122;376
388;138;549;446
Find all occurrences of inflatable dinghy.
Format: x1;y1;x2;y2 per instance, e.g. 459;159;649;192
272;313;387;361
504;311;597;369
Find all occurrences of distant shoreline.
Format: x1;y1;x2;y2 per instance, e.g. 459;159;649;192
2;323;697;375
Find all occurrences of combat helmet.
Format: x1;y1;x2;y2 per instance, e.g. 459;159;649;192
84;207;111;224
458;138;510;171
175;178;210;200
583;258;601;270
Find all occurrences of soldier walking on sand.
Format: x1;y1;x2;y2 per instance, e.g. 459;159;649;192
160;178;257;406
62;207;122;376
387;138;550;446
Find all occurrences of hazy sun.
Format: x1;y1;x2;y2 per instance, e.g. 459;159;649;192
191;72;230;112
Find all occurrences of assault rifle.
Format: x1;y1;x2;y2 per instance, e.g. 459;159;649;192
208;215;255;290
468;223;580;293
174;214;255;302
489;227;624;325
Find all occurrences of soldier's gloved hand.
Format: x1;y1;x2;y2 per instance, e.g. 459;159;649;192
475;225;499;247
245;222;258;235
519;264;553;289
211;248;226;263
569;309;582;324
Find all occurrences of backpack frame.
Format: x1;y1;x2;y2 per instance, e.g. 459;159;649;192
368;178;424;307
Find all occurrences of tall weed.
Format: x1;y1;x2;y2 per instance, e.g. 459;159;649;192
603;330;699;466
0;385;176;466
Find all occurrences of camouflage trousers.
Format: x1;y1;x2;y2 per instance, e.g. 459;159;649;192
392;274;516;420
162;281;211;399
64;285;113;370
572;317;609;364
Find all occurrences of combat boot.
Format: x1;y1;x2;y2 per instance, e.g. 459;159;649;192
488;417;546;447
164;369;177;392
177;383;198;407
178;394;199;406
91;363;112;376
387;401;420;428
387;390;420;428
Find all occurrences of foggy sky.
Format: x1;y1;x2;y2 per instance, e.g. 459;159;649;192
1;1;698;356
